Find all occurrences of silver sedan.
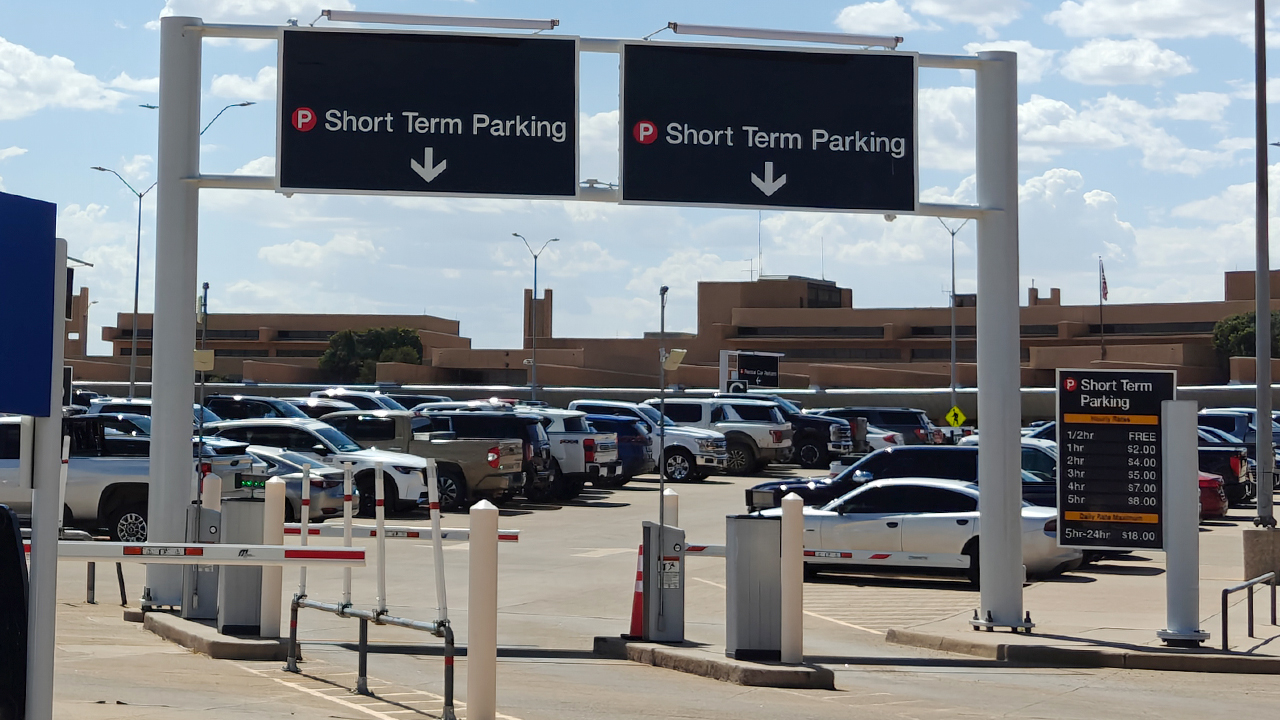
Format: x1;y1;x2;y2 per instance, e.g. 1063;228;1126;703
245;446;354;522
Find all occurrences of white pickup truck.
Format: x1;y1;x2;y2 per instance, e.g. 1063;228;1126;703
643;397;792;475
515;407;621;499
0;415;256;541
568;399;728;482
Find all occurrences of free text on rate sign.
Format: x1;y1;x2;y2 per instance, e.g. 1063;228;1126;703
278;29;578;198
1056;369;1175;551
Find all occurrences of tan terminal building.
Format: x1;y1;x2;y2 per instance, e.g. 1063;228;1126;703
80;271;1279;389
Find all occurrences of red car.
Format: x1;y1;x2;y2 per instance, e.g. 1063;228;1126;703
1199;471;1228;520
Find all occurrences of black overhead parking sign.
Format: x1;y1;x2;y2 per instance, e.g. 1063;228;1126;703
277;29;578;198
621;42;917;212
1056;369;1176;551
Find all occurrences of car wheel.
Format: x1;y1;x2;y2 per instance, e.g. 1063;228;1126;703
355;473;377;517
725;442;757;475
380;472;401;513
436;469;466;512
797;441;827;469
963;539;981;587
777;446;796;464
664;448;696;482
108;501;148;543
284;499;298;524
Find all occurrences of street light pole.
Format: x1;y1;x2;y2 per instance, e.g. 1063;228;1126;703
91;167;156;399
939;217;970;411
513;233;559;401
1255;0;1276;527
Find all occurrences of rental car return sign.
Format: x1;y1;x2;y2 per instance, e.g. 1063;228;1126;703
1056;369;1176;550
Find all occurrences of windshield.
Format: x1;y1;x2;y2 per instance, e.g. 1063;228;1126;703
772;397;802;414
637;404;676;427
194;406;220;423
260;450;327;473
313;426;363;453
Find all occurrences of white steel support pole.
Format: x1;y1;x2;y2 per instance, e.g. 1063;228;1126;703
375;461;387;614
1158;400;1209;645
662;488;679;529
148;15;203;607
1254;0;1276;528
780;492;804;664
426;459;449;621
261;477;286;637
342;462;354;606
467;499;500;720
297;465;310;597
56;436;69;531
26;237;67;720
973;50;1025;629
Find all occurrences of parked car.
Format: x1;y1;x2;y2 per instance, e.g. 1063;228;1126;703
0;415;256;541
567;399;727;481
515;407;622;498
757;478;1082;585
386;393;453;409
807;406;942;445
319;410;523;510
1198;409;1280;446
643;397;792;475
1199;471;1228;520
714;393;853;468
205;418;428;516
418;410;555;502
867;425;903;450
747;443;1059;512
1198;446;1253;505
88;397;221;427
584;414;656;481
204;394;309;421
310;388;406;411
244;445;351;522
283;396;361;419
411;400;512;412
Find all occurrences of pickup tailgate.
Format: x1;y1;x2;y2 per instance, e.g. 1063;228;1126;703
495;438;523;474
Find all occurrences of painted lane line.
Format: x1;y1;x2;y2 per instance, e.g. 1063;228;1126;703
692;577;882;635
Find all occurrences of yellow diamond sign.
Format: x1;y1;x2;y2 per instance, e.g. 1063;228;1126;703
945;406;966;427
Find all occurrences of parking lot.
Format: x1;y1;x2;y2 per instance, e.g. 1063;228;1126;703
47;462;1280;720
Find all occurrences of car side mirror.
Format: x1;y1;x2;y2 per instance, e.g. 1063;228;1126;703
312;444;331;456
852;470;873;484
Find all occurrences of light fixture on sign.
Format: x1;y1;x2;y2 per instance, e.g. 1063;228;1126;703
320;9;559;31
666;22;902;49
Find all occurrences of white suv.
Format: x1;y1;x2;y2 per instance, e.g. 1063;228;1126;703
643;398;792;475
568;399;728;481
206;418;427;516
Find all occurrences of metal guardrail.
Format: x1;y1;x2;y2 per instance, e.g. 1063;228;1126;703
1221;572;1277;651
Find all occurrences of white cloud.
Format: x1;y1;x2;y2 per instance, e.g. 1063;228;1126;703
1046;0;1267;45
1162;92;1232;122
0;146;26;161
962;40;1057;82
626;248;752;304
152;0;353;27
918;86;976;172
0;37;126;120
109;72;159;94
121;154;153;183
210;66;276;101
1060;38;1193;85
579;110;619;184
835;1;933;35
232;156;275;175
258;232;383;269
912;0;1024;37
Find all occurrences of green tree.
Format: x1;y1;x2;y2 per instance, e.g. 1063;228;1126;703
1212;311;1280;359
318;327;423;383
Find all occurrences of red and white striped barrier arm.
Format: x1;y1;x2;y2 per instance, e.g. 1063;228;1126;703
48;542;366;567
684;544;726;557
283;524;519;542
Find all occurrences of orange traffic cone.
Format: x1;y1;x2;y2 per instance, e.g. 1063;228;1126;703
625;543;644;639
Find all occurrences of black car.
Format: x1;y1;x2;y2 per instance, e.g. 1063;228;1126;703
808;406;940;445
422;411;555;502
745;445;1056;511
714;393;852;468
204;394;310;421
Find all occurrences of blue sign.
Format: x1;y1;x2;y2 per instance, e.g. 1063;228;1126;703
0;191;57;417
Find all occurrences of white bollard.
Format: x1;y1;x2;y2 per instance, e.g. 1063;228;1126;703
201;473;222;513
780;492;804;664
662;488;679;528
467;499;499;720
342;462;354;606
261;476;286;638
375;461;387;614
427;459;449;621
298;464;311;597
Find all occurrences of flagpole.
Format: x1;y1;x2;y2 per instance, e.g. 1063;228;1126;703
1099;257;1106;361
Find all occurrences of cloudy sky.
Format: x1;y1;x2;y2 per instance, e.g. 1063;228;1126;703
0;0;1274;354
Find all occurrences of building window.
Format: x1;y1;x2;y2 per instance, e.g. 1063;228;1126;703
203;329;260;340
911;348;976;361
782;348;902;361
117;328;153;339
213;349;270;357
276;330;336;340
1086;322;1216;336
119;347;151;356
911;325;976;337
276;349;326;357
806;283;843;309
738;326;883;338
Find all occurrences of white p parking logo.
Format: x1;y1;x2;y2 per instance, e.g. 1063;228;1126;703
292;107;317;132
632;120;657;145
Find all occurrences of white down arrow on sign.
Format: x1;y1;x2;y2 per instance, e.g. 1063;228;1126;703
410;147;447;183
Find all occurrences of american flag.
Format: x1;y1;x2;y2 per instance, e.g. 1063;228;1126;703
1099;259;1109;301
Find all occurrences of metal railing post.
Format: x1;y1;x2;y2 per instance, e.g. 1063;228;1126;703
284;595;301;673
356;618;370;696
1248;585;1256;638
116;562;127;606
1222;590;1229;652
86;562;96;604
442;621;457;720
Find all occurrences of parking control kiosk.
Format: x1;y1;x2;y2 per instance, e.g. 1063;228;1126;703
217;498;263;635
180;503;221;620
725;515;782;661
642;521;685;643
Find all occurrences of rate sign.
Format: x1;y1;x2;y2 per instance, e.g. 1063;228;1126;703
1056;369;1176;551
621;42;917;212
278;29;578;198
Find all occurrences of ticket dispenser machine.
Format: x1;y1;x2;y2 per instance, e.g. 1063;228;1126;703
217;497;263;635
642;521;685;643
725;514;781;660
180;503;220;620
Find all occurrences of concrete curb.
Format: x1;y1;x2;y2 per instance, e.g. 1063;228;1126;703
144;612;289;661
593;636;835;689
886;628;1280;674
